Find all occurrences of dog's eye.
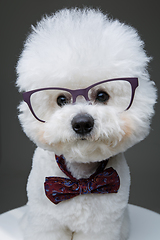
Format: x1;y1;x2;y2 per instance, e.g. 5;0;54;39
57;95;69;107
95;91;109;103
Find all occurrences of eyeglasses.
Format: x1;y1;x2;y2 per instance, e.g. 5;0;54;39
23;77;138;123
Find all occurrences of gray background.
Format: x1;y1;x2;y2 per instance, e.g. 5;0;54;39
0;0;159;214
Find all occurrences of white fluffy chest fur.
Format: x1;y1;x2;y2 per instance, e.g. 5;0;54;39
26;147;130;234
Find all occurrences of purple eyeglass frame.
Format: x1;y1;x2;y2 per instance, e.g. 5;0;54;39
23;77;138;123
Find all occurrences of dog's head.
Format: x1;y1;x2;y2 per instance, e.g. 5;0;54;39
16;8;156;163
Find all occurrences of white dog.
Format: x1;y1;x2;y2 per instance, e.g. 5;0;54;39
16;8;156;240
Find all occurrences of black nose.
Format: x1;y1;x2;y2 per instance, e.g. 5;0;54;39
71;113;94;135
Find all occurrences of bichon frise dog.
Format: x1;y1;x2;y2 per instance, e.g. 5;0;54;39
16;8;157;240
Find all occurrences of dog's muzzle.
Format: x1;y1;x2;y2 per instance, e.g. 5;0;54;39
71;113;94;135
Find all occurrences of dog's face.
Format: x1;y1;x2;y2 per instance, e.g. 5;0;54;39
17;9;156;163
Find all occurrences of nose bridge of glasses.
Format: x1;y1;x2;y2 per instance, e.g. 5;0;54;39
71;88;89;103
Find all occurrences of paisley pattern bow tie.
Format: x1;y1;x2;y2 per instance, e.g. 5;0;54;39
44;155;120;204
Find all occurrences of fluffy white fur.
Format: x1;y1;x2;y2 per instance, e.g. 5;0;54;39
16;8;156;240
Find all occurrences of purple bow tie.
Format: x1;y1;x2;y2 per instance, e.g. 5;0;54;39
44;155;120;204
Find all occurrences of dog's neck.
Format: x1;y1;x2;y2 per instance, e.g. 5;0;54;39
54;153;114;179
65;160;100;179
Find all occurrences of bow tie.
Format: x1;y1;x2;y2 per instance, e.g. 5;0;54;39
44;155;120;204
